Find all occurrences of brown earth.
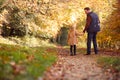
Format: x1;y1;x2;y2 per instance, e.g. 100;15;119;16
43;46;120;80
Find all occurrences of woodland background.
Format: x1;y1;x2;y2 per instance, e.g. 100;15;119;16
0;0;120;80
0;0;119;49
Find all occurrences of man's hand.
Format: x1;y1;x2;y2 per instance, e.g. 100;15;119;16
83;29;86;33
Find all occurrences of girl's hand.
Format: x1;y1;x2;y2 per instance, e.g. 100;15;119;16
80;33;84;36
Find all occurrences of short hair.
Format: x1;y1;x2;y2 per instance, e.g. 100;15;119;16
84;7;90;11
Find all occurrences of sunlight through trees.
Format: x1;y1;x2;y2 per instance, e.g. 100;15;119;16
0;0;119;48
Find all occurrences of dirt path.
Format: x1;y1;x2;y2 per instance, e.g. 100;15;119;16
43;46;119;80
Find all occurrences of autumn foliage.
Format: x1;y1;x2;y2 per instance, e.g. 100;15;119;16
0;0;119;48
98;0;120;49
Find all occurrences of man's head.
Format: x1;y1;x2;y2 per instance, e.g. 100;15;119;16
84;7;91;14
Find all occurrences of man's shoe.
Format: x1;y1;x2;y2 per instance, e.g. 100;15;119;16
70;54;73;56
85;53;90;55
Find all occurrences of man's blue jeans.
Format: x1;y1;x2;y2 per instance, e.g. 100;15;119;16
87;32;98;54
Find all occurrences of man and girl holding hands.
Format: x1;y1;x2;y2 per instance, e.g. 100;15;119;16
67;7;100;56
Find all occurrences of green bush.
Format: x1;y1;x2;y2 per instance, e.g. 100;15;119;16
97;57;120;71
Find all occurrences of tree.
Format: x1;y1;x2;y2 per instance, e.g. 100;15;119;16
98;0;120;49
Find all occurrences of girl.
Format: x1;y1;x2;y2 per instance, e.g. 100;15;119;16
67;23;81;56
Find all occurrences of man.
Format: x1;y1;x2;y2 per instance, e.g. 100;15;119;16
83;7;100;55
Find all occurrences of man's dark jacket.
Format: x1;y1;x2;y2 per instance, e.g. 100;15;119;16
84;12;100;33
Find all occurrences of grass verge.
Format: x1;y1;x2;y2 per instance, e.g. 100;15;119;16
0;44;57;80
97;56;120;72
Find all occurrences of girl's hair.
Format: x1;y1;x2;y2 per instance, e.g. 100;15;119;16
69;23;76;31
